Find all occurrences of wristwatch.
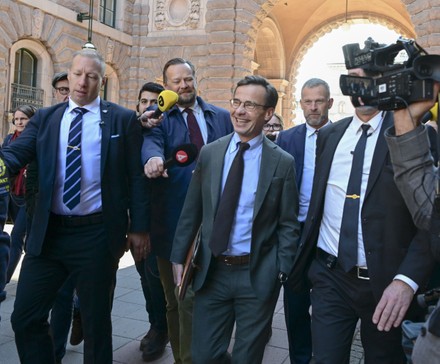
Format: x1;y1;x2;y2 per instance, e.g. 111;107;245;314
278;272;288;283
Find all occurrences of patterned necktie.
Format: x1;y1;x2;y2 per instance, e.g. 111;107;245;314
63;107;88;210
184;108;204;152
338;124;371;272
209;142;250;257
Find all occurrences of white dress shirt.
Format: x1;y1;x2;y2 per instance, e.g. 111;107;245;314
298;122;330;222
51;97;102;215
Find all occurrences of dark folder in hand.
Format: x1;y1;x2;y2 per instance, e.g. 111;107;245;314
178;227;201;301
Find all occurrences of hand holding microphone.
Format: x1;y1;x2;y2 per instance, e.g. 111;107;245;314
139;90;179;128
144;143;198;179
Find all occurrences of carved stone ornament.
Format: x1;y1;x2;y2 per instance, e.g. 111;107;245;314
32;9;44;38
154;0;200;30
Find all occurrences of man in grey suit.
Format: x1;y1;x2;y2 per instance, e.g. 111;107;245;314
171;75;300;364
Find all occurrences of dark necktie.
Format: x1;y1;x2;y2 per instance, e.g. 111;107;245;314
63;107;88;210
184;108;204;152
209;142;250;257
338;124;371;272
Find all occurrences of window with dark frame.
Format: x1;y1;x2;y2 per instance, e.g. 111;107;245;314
100;0;116;28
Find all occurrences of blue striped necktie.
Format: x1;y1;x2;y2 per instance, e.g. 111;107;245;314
63;107;88;210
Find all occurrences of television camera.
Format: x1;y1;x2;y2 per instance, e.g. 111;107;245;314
339;37;440;110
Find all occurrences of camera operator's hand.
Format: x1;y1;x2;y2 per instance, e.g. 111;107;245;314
394;82;439;136
372;279;414;331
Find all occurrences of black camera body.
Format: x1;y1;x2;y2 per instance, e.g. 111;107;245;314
339;37;440;110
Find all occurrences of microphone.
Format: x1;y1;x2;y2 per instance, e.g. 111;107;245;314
151;90;179;118
163;143;198;169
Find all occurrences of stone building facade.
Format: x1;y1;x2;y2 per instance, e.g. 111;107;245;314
0;0;439;137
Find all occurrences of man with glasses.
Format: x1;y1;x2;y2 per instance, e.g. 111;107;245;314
142;58;232;364
171;75;300;363
276;78;333;363
52;72;70;103
263;112;284;141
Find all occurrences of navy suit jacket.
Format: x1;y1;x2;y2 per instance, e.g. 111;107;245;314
1;100;150;259
289;113;435;301
276;123;307;187
142;96;233;260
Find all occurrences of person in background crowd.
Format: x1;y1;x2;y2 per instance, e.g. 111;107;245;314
142;58;233;364
6;49;149;364
135;81;170;362
277;78;333;364
263;112;284;141
52;72;70;104
171;75;300;363
4;104;36;282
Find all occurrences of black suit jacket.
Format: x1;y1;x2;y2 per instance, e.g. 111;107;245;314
1;100;149;259
289;112;435;301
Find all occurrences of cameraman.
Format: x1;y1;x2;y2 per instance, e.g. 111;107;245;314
385;82;440;363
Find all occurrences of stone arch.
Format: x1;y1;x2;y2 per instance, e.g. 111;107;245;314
254;17;285;79
9;40;54;108
104;63;121;104
283;14;415;125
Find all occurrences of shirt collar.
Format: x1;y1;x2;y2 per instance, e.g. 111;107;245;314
305;120;331;137
68;96;100;115
178;100;200;114
228;132;263;154
351;111;385;135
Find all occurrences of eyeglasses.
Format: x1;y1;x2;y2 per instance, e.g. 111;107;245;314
55;87;70;95
263;123;282;131
230;99;268;111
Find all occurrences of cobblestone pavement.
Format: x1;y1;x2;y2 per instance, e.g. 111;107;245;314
0;227;365;363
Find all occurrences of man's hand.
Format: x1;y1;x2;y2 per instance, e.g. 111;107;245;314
126;232;150;262
139;110;163;129
372;279;414;331
394;82;439;135
172;263;184;286
144;157;168;179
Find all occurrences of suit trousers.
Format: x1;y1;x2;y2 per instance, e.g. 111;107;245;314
192;261;278;364
283;284;312;364
156;256;193;364
11;219;118;364
308;258;406;364
135;253;168;334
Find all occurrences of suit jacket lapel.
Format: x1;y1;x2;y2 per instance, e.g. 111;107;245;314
47;104;68;179
100;101;111;177
315;118;351;190
210;137;231;213
253;138;278;219
365;112;392;200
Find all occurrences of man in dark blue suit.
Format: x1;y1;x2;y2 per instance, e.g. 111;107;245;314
142;58;233;364
3;49;150;364
277;78;333;364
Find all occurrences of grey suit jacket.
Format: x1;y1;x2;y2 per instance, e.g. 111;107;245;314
170;133;301;302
